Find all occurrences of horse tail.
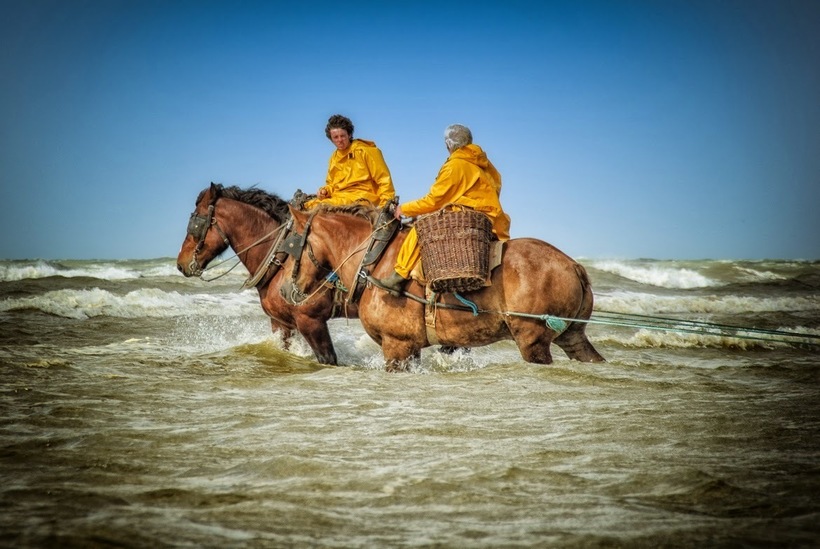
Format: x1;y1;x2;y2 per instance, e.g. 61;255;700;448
554;261;606;363
572;262;595;321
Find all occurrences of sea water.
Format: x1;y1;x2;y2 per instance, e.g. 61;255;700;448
1;257;818;547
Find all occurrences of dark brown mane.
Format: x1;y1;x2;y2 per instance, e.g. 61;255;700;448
315;203;380;225
198;185;290;223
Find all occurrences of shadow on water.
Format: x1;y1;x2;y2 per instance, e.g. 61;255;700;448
192;340;333;377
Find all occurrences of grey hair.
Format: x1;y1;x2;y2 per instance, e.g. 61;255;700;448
444;124;472;151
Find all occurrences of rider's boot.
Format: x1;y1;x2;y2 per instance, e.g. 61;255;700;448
376;271;408;296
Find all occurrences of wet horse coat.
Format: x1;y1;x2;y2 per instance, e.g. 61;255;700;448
287;205;605;370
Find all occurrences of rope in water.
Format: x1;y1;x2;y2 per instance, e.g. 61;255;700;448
367;279;818;347
551;310;820;347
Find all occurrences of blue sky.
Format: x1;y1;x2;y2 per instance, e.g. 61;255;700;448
2;0;818;260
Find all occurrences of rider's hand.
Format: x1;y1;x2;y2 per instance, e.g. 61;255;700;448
394;205;403;220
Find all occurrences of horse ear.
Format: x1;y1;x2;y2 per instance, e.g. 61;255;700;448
209;182;222;196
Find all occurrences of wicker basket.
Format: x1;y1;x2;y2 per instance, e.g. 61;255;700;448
414;208;493;293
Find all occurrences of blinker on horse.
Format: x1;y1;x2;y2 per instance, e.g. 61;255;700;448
285;204;605;372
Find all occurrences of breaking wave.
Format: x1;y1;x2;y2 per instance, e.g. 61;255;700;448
596;290;820;315
0;287;261;320
0;259;246;282
588;260;718;289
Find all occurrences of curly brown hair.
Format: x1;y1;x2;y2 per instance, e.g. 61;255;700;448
325;114;354;140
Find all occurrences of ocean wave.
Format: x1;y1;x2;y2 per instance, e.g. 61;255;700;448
596;291;820;315
734;266;787;283
0;259;248;282
588;260;718;289
0;288;262;320
0;260;140;282
594;329;790;350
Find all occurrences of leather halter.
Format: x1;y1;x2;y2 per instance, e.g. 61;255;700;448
281;203;400;306
280;210;335;305
185;185;230;276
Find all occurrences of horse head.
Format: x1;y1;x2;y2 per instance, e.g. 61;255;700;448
177;182;231;277
282;204;377;305
279;205;329;304
177;182;294;279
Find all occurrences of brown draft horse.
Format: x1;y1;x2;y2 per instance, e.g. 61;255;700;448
176;183;355;364
286;204;605;371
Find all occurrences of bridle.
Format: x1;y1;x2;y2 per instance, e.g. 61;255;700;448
281;207;395;307
280;209;337;305
185;187;230;277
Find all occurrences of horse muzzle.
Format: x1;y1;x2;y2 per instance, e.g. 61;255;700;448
177;257;203;278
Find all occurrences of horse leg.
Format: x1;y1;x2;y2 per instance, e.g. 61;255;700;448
438;345;469;355
295;317;338;365
553;323;605;363
270;320;293;349
382;338;420;373
508;319;555;364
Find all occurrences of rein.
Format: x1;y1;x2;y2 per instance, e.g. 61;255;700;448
241;218;293;289
198;224;285;283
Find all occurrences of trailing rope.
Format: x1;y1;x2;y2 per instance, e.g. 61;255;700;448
491;308;817;347
362;276;819;347
592;310;820;340
504;309;817;347
579;310;820;347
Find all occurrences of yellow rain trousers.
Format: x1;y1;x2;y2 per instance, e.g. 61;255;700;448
304;139;396;208
395;144;511;278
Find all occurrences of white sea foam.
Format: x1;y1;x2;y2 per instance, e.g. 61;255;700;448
170;313;276;354
0;261;140;281
734;266;787;283
0;287;262;320
589;260;717;288
597;291;820;315
598;329;780;350
139;263;187;278
0;259;247;282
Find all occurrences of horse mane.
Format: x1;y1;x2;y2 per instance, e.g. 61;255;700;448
198;185;291;223
313;203;380;225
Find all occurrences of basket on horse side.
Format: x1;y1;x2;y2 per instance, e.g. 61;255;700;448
414;207;493;294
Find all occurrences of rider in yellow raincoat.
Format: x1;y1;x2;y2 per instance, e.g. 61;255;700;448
304;114;396;209
377;124;511;293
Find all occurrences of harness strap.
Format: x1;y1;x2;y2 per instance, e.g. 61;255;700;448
211;217;230;248
424;286;440;345
242;218;292;289
350;202;401;303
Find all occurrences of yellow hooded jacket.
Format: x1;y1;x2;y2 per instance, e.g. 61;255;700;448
394;143;511;278
401;143;510;239
306;139;395;208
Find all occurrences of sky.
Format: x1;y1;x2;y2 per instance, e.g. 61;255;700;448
2;0;818;261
